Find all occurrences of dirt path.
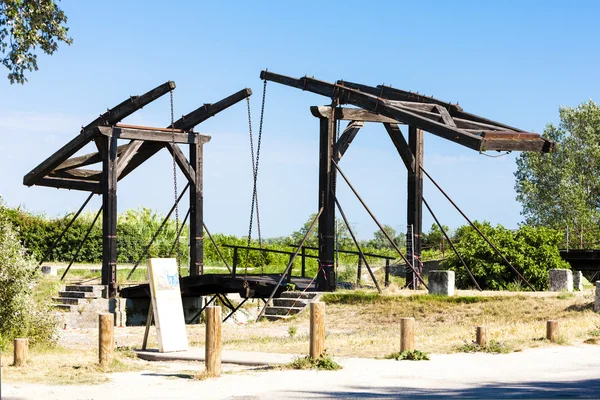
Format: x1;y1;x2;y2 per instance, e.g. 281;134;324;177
4;344;600;399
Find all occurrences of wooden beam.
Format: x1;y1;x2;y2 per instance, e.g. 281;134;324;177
101;134;118;298
116;143;164;181
435;105;457;128
50;168;102;181
116;141;144;179
55;144;129;172
383;123;413;170
36;177;101;193
334;121;363;160
407;125;424;289
454;117;515;131
481;138;555;152
310;106;398;123
260;71;485;152
172;88;252;130
165;143;196;185
97;126;199;144
23;127;100;186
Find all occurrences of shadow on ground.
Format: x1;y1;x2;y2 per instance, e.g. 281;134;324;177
287;378;600;398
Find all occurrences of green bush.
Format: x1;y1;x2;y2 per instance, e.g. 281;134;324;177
443;222;569;290
0;207;58;350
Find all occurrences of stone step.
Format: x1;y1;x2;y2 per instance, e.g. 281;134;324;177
278;291;319;300
273;298;309;308
264;306;304;316
52;297;85;306
264;314;292;322
58;290;100;299
52;304;77;312
64;285;105;293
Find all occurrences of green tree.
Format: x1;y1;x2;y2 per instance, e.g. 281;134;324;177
1;0;72;83
0;202;58;349
369;224;405;250
515;100;600;247
422;223;449;251
289;213;352;249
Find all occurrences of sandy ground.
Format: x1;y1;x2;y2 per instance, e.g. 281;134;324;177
4;344;600;399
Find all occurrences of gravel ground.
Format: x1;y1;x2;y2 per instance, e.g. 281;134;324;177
4;344;600;399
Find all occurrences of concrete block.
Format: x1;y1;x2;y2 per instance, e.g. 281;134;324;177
573;271;583;292
428;270;455;296
549;269;573;292
41;265;57;276
595;282;600;313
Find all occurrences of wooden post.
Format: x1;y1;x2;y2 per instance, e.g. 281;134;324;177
357;256;362;284
310;302;325;359
301;247;306;277
99;313;114;368
189;139;204;276
13;338;28;367
205;306;222;376
316;112;337;292
547;320;559;342
101;134;118;298
407;126;423;290
400;317;415;352
385;259;390;287
232;247;238;277
476;326;488;348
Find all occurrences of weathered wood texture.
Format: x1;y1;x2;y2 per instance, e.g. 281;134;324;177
99;313;114;368
190;139;204;276
35;177;101;193
310;302;325;359
96;126;199;145
205;306;222;376
476;326;488;348
400;317;415;352
311;106;398;123
407;126;424;289
102;135;118;298
546;320;559;342
13;338;28;367
335;121;363;160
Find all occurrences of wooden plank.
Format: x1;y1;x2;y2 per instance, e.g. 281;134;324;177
50;168;102;181
310;106;398;123
172;88;252;130
435;105;457;128
55;144;129;171
334;121;363;160
383;123;414;170
97;126;198;144
23;127;100;186
115;123;185;133
454;118;516;131
481;138;554;152
36;177;101;193
102;134;118;298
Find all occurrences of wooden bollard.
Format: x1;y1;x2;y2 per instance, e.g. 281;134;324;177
205;306;222;376
547;320;559;342
13;338;29;367
99;313;114;368
400;317;415;352
476;326;488;348
310;302;325;359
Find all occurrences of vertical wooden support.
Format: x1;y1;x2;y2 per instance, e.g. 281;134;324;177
99;313;114;368
476;326;488;348
385;259;390;287
232;247;238;277
400;317;415;352
357;256;362;284
407;126;424;289
189;140;204;276
102;134;118;298
310;302;325;359
205;306;222;376
316;113;337;291
13;338;28;367
301;247;306;277
547;320;559;342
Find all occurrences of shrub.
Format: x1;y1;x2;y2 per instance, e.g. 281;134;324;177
0;207;58;350
384;349;429;361
443;222;569;290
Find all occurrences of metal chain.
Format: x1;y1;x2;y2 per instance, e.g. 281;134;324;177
244;80;267;277
170;90;181;270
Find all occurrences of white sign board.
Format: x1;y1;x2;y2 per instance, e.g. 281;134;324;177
147;258;188;353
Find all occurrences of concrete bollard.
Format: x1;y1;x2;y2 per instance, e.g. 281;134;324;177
546;320;559;342
549;269;573;292
400;317;415;352
310;302;325;359
595;282;600;313
99;313;114;368
476;326;488;348
573;271;583;292
205;306;222;376
428;270;455;296
13;338;29;367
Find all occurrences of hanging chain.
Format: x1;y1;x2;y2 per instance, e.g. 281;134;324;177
170;90;181;270
244;79;267;277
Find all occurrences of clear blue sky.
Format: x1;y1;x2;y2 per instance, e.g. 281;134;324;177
1;1;598;240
